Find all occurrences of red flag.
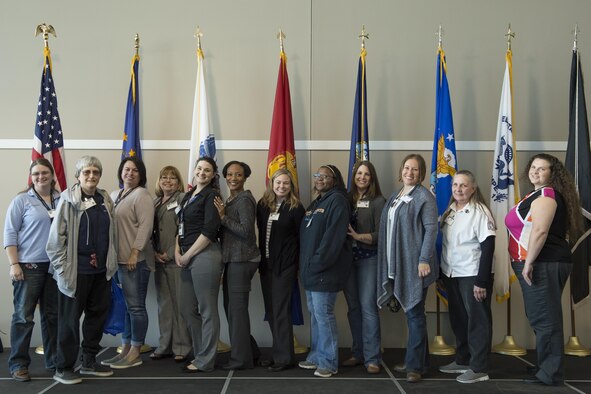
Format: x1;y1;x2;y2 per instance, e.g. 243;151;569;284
267;50;298;192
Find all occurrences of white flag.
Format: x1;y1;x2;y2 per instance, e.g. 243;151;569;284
490;50;520;302
187;48;216;188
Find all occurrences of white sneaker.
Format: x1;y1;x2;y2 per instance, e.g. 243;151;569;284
314;368;337;378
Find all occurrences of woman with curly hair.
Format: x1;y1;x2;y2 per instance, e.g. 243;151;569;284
505;153;582;386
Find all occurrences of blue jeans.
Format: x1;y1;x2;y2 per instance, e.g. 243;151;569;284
305;290;338;372
512;261;571;385
9;263;58;373
404;287;429;373
118;261;151;346
344;256;381;366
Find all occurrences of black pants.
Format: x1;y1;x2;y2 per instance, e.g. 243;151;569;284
223;261;260;368
260;263;296;366
56;273;110;369
442;274;492;373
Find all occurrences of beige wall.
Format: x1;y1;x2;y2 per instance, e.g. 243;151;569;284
1;0;591;350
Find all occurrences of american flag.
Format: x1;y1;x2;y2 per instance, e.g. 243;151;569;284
32;48;67;191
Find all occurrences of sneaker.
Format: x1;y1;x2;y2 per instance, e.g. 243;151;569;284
110;357;143;369
101;354;123;366
298;360;317;370
53;369;82;385
80;362;114;377
439;361;470;374
393;363;406;373
456;369;490;384
314;368;337;378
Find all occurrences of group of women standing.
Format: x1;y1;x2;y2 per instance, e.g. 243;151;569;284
5;151;581;387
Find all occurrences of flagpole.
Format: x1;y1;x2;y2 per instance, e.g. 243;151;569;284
491;25;526;356
564;25;591;357
33;23;58;356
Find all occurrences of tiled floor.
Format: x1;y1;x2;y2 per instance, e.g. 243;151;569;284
1;348;589;393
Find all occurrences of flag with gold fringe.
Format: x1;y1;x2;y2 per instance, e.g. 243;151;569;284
490;49;519;303
121;53;141;160
429;46;458;305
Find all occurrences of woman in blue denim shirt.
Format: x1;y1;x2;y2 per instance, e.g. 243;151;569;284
4;158;60;382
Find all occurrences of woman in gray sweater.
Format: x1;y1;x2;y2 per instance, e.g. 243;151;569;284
377;154;438;383
214;161;261;370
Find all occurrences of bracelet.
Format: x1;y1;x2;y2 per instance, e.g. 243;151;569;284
10;262;19;266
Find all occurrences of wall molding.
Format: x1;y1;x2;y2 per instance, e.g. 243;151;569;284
0;139;567;151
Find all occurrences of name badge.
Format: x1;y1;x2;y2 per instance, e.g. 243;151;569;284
167;201;179;211
269;213;280;221
48;210;56;219
401;195;413;203
82;198;97;210
178;222;184;237
357;201;370;208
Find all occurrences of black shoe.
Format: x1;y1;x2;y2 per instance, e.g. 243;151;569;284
222;364;246;371
259;359;273;368
526;365;538;374
523;377;547;385
268;364;293;372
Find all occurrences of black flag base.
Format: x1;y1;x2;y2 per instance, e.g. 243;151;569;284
565;336;591;357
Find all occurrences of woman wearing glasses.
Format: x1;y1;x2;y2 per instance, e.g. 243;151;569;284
150;166;191;362
5;158;60;382
377;154;438;383
47;156;117;384
298;165;351;378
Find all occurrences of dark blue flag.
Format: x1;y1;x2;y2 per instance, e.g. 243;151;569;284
566;48;591;304
347;48;369;190
121;54;141;160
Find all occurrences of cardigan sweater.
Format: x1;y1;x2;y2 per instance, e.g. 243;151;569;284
376;184;438;312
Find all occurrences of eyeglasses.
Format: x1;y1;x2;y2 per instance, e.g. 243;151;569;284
160;176;178;181
313;173;334;180
81;169;101;176
31;171;51;177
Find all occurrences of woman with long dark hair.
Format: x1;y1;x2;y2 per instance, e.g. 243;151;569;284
506;153;582;386
342;161;385;374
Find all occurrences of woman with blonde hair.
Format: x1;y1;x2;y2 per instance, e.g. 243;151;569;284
150;166;191;362
257;169;305;371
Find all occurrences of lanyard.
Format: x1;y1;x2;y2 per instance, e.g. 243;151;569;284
33;188;55;211
114;186;137;207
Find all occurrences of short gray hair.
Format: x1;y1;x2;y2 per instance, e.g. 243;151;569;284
75;156;103;178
